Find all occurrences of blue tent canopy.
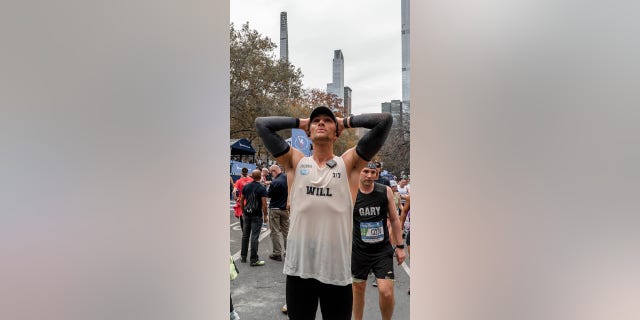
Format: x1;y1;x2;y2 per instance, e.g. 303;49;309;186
230;138;256;155
230;138;256;182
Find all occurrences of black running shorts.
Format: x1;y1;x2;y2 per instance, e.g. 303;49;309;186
351;246;395;281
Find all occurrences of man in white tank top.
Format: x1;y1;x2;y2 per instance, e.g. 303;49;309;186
256;106;392;320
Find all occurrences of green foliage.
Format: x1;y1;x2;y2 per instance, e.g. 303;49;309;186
230;22;304;142
230;23;359;160
229;22;409;175
377;126;410;178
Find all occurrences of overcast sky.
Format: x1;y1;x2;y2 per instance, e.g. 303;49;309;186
230;0;402;115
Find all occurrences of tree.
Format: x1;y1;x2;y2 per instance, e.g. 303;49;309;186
230;23;359;162
303;89;345;116
230;22;304;142
377;125;410;178
290;89;357;155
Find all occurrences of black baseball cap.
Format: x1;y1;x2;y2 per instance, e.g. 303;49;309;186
309;106;339;136
309;106;337;125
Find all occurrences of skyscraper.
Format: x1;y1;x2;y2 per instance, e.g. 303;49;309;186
326;49;344;103
401;0;410;124
381;100;403;130
280;12;288;62
343;86;352;116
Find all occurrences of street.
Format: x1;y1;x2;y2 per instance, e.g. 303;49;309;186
230;201;411;319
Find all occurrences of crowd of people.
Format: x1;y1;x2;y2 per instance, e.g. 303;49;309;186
230;106;411;319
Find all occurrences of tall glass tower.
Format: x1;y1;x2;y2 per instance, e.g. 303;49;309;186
344;86;352;115
401;0;410;121
280;12;288;62
326;49;344;103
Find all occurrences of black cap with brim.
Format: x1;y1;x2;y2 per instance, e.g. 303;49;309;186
309;106;337;125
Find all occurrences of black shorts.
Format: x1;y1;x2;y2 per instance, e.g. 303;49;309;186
406;230;410;246
351;246;395;281
286;275;352;320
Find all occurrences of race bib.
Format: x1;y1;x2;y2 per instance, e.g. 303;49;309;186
360;221;384;243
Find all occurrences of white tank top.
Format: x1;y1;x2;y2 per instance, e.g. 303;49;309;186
397;185;409;196
397;184;409;204
284;156;353;285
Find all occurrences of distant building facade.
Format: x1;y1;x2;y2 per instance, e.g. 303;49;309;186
381;100;404;130
401;0;410;127
280;12;288;62
343;86;352;115
326;49;344;102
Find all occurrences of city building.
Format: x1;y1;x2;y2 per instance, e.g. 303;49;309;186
326;49;344;102
280;12;288;62
381;100;404;130
343;86;352;116
401;0;410;127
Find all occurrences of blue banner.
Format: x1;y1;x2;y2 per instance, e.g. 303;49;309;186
291;128;312;156
230;160;257;176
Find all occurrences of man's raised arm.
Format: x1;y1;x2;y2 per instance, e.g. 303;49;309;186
342;113;393;168
254;116;304;170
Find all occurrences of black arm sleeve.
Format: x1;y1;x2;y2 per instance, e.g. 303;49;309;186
350;113;393;161
254;117;299;158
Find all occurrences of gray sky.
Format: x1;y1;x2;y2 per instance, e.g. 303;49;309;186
230;0;402;115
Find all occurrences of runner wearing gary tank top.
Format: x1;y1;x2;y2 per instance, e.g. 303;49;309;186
255;106;392;320
351;162;405;320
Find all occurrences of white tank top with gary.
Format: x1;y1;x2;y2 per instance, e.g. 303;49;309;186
284;156;353;286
